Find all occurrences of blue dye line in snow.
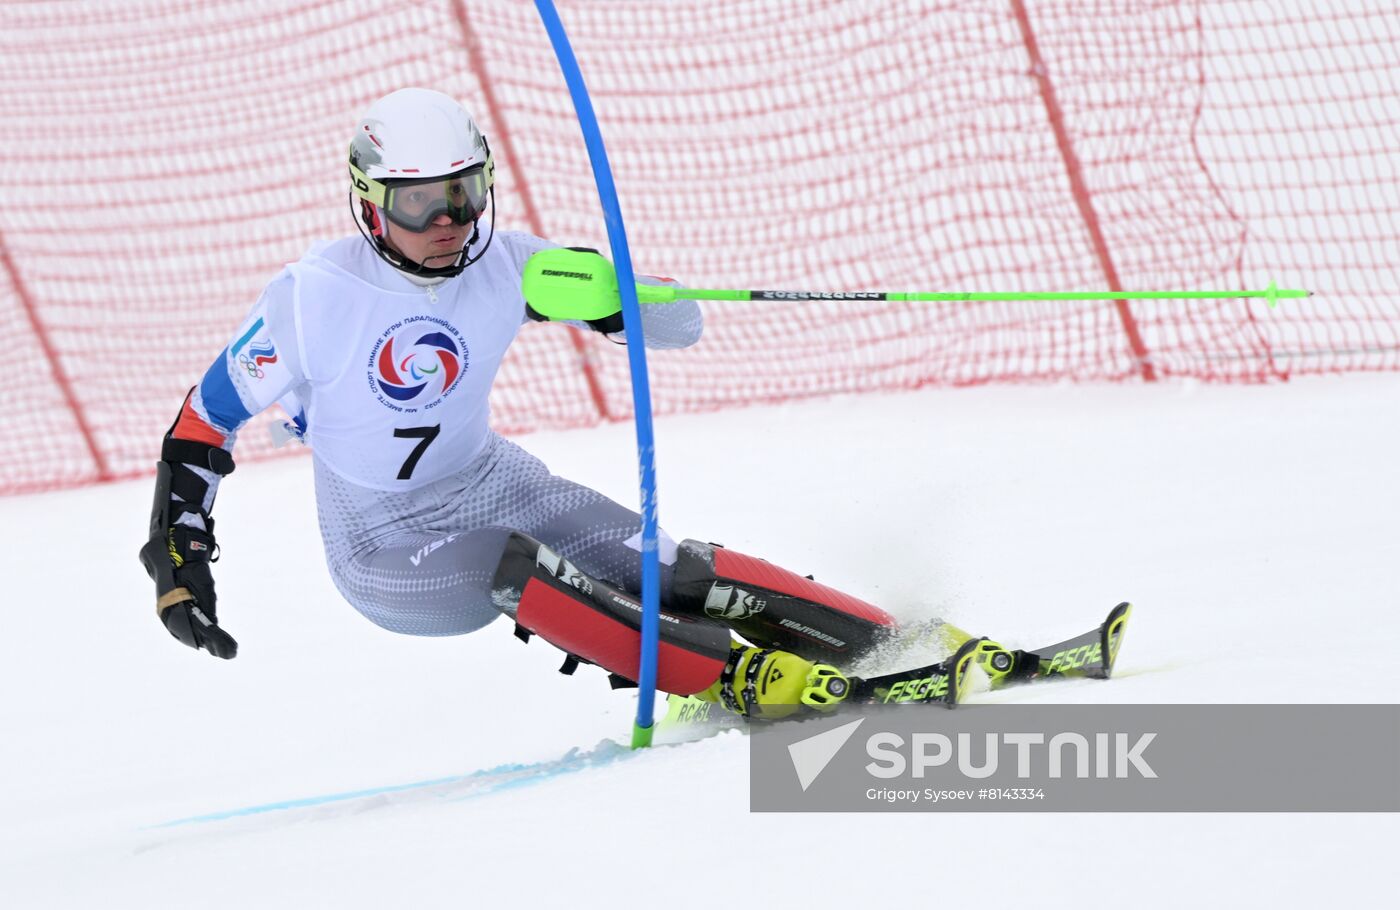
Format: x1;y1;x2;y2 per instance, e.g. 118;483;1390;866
153;742;639;828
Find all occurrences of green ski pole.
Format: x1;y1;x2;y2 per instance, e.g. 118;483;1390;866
522;248;1311;322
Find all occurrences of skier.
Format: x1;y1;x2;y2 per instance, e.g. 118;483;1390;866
137;87;904;719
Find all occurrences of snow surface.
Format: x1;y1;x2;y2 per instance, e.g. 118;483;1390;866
2;375;1397;907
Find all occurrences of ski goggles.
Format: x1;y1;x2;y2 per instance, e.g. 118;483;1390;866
349;158;493;233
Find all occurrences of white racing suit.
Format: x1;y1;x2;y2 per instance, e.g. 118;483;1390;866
172;231;699;635
166;231;895;693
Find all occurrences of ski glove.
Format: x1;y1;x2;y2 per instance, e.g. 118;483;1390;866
138;428;239;659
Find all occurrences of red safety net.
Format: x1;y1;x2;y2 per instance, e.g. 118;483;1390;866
1;0;1396;495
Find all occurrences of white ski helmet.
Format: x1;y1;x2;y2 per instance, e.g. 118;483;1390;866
348;87;496;276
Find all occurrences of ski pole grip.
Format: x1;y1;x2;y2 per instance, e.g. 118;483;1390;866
521;247;621;321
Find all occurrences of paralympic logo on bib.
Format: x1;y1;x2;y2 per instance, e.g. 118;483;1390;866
367;317;468;412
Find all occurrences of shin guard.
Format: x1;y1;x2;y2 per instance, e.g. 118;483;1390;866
491;532;731;695
672;540;897;665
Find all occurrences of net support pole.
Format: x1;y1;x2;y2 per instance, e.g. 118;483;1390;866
533;0;663;749
1010;0;1157;382
452;0;612;421
0;230;111;481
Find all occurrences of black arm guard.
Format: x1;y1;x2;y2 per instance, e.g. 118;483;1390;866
137;426;239;659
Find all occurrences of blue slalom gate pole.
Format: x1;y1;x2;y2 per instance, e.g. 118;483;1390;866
533;1;662;748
